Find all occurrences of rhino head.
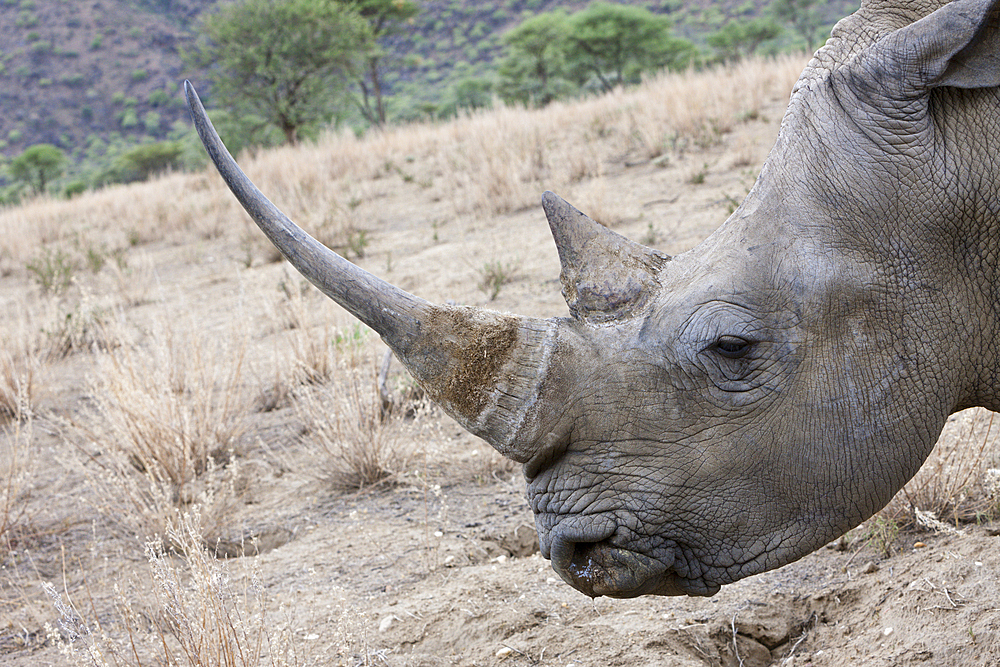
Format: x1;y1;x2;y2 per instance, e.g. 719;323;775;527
186;0;1000;598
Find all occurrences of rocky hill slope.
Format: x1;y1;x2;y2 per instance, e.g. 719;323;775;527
0;0;857;171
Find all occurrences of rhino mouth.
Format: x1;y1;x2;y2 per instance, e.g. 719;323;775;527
546;528;691;598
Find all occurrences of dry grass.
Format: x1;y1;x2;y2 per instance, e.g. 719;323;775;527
0;351;37;424
0;417;33;550
881;408;1000;528
44;510;297;667
74;322;251;540
295;358;416;492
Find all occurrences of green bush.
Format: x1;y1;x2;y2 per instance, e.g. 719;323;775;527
119;108;139;128
143;111;161;133
148;89;171;106
29;41;52;57
15;10;38;27
117;141;184;182
63;180;86;198
26;247;77;293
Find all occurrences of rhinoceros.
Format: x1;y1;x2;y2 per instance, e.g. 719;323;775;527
185;0;1000;598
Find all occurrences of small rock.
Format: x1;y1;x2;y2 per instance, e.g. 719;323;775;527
862;561;879;574
496;646;514;658
378;616;396;633
914;541;926;548
883;627;894;637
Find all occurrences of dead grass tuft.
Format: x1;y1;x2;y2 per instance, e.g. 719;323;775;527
0;417;34;551
75;323;251;540
44;509;298;666
0;350;38;424
881;408;1000;528
295;359;416;492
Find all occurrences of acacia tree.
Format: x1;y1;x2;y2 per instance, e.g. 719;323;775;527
185;0;372;145
497;10;575;107
771;0;823;52
10;144;65;196
564;2;696;94
707;18;782;62
339;0;420;126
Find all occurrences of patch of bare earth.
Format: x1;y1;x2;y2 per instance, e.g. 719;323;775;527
2;55;999;666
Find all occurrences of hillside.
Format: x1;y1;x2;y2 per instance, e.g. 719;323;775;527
0;0;857;181
0;0;214;159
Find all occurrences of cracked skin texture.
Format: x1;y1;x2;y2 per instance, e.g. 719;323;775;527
516;0;1000;599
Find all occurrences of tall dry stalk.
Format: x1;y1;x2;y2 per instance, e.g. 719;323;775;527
0;350;37;423
881;408;1000;526
295;361;413;491
44;509;298;667
0;417;33;549
78;323;251;540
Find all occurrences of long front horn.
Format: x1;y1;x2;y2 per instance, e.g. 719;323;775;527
184;81;562;461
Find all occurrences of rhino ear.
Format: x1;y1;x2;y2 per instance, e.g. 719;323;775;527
542;192;669;324
867;0;1000;93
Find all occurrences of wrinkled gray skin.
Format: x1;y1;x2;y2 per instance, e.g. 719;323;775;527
185;0;1000;598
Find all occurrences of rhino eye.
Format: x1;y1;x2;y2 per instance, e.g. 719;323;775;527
714;336;751;359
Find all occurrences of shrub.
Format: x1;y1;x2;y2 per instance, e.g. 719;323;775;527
117;141;184;182
75;325;250;539
295;358;414;491
477;260;518;301
44;510;297;665
26;247;77;293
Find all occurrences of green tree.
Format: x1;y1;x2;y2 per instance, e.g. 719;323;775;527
443;76;494;117
9;143;65;195
564;2;696;94
771;0;822;52
339;0;420;126
706;18;782;62
496;10;575;107
185;0;372;145
118;141;185;183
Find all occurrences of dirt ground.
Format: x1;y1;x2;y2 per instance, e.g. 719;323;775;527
3;71;1000;666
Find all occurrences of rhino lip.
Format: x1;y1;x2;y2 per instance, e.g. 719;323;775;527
548;530;678;598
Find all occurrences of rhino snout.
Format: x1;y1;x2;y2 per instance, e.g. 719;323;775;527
544;524;681;598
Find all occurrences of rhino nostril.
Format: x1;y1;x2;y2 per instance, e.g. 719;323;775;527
568;541;600;580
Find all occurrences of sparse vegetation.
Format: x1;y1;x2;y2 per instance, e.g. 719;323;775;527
0;350;37;424
295;359;413;491
477;259;518;301
881;408;1000;528
44;510;297;667
0;417;33;549
26;247;77;293
74;323;251;540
